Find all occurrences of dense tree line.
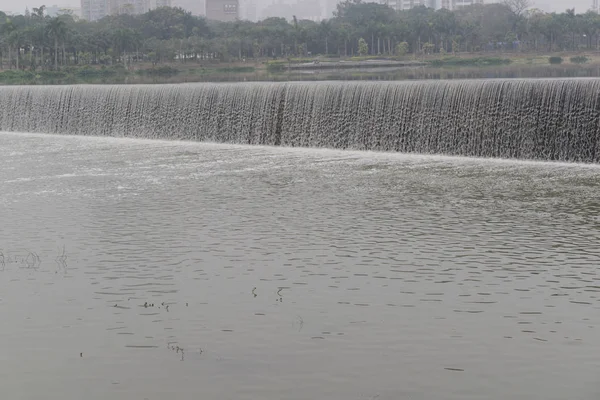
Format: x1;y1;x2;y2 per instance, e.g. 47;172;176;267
1;0;600;70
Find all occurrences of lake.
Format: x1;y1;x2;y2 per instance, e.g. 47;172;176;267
1;132;599;400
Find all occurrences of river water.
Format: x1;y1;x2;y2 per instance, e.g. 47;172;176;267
1;132;599;400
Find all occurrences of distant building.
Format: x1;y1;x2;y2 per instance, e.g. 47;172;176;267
206;0;239;21
172;0;205;14
81;0;109;21
381;0;480;10
380;0;434;11
108;0;149;15
451;0;482;8
260;0;322;21
382;0;401;11
81;0;171;21
45;4;82;17
240;0;257;21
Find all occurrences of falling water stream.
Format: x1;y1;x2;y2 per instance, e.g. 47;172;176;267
0;79;599;162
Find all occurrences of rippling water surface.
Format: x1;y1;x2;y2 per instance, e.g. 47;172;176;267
1;132;599;400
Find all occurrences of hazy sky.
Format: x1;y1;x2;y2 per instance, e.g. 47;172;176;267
0;0;592;17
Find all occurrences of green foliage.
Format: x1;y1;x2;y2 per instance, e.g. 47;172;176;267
429;57;512;67
136;65;180;76
0;70;36;83
548;56;563;64
266;61;286;72
216;66;255;73
357;37;368;56
395;42;409;57
348;55;390;61
570;56;588;64
421;42;435;55
451;40;460;54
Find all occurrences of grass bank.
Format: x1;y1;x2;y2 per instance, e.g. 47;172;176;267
428;56;512;67
1;52;599;84
0;63;260;85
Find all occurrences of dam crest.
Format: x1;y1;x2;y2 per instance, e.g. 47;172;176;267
1;79;599;162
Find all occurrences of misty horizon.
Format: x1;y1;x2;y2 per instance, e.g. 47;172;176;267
0;0;595;21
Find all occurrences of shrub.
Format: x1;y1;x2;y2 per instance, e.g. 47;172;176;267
216;66;255;73
429;57;511;67
570;56;588;64
266;61;286;72
549;56;563;64
136;66;179;76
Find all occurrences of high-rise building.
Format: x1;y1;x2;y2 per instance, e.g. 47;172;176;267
172;0;205;15
381;0;480;10
380;0;435;11
451;0;481;8
108;0;148;15
45;5;82;17
81;0;109;21
240;0;257;21
205;0;239;21
81;0;171;20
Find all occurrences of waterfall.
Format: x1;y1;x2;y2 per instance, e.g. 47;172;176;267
1;79;599;162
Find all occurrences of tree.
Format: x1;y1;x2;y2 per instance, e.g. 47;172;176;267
504;0;530;18
320;20;331;55
0;4;596;74
8;30;22;69
47;17;67;69
504;0;530;36
358;37;368;55
395;41;408;56
113;28;138;67
1;18;17;69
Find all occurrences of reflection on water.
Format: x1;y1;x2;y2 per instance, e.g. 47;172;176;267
1;132;599;400
38;64;600;85
172;65;600;83
281;65;600;81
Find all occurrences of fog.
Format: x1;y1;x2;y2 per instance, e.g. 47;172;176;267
0;0;592;21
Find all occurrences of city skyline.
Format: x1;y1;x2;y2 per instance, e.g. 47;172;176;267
0;0;596;20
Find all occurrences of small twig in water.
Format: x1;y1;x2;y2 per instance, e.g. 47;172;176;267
295;315;304;332
55;245;67;271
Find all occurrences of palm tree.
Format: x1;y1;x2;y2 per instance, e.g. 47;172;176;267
320;20;331;55
8;30;22;69
113;29;139;68
47;17;67;69
2;19;16;69
292;15;299;56
31;6;47;69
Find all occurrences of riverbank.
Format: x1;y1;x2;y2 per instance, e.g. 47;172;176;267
0;52;599;84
